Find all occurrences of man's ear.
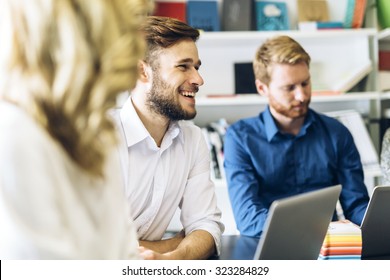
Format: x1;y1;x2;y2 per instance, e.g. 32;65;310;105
138;60;150;82
255;79;268;97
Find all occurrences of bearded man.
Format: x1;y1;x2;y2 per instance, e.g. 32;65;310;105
224;35;369;238
112;16;224;260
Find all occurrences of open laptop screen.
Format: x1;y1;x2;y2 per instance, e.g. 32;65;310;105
361;185;390;260
254;185;342;260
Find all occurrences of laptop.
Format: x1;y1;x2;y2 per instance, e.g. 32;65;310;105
361;185;390;260
253;185;342;260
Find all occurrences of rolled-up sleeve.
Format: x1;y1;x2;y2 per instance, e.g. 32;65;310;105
179;128;224;255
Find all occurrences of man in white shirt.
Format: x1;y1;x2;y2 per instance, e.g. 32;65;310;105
113;16;224;260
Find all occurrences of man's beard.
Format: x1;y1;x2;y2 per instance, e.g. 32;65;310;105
146;73;196;121
268;95;310;119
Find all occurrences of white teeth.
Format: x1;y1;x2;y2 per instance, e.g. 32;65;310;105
181;91;195;97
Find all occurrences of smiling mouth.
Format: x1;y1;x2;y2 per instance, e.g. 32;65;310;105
180;90;196;98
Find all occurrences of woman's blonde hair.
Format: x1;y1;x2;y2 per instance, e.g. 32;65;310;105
0;0;154;177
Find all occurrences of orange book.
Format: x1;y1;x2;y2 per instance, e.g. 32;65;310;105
351;0;367;28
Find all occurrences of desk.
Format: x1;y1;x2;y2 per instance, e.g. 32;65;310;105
213;235;390;260
211;235;259;260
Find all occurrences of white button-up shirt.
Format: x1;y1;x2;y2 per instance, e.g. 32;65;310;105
113;98;224;253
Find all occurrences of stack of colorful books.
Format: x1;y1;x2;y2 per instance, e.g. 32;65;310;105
318;221;362;260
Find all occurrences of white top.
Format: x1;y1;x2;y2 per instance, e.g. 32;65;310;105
113;98;224;253
0;102;139;259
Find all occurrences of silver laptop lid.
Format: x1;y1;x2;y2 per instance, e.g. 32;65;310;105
254;185;342;260
361;185;390;260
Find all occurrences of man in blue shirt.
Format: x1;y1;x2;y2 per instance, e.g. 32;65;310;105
224;35;369;238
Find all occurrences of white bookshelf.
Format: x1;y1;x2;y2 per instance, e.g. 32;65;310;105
197;29;378;97
194;92;384;127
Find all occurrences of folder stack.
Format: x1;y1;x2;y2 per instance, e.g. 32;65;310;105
318;221;362;260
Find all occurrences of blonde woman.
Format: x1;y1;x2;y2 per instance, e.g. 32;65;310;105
0;0;153;259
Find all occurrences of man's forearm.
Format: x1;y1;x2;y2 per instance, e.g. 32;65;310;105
139;230;185;254
165;230;216;260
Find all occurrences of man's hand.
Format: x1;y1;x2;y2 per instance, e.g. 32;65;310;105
139;246;172;260
138;230;185;254
139;230;216;260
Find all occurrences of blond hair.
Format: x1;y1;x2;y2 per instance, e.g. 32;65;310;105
0;0;154;177
253;35;311;85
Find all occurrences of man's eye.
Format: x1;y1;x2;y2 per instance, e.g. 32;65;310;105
177;64;188;70
287;85;295;92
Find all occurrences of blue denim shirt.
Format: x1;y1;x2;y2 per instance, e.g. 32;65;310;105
224;106;369;237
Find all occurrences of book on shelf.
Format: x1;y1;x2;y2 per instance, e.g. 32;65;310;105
153;0;187;22
379;51;390;71
343;0;367;29
344;0;355;28
187;0;220;32
202;127;222;180
201;119;229;181
351;0;367;28
208;130;225;180
255;1;289;31
222;0;256;31
297;0;329;22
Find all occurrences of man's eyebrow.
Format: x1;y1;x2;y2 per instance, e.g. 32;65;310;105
177;58;202;67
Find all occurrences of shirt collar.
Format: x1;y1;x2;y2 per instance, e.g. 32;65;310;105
263;106;279;142
263;106;315;141
119;97;182;148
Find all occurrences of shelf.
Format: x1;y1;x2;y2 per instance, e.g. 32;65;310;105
378;28;390;41
199;29;377;43
197;29;378;96
194;92;388;130
197;92;384;107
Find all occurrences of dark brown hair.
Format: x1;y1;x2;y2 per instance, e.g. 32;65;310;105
141;16;200;65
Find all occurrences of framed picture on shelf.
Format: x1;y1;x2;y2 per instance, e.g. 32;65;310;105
255;1;289;31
